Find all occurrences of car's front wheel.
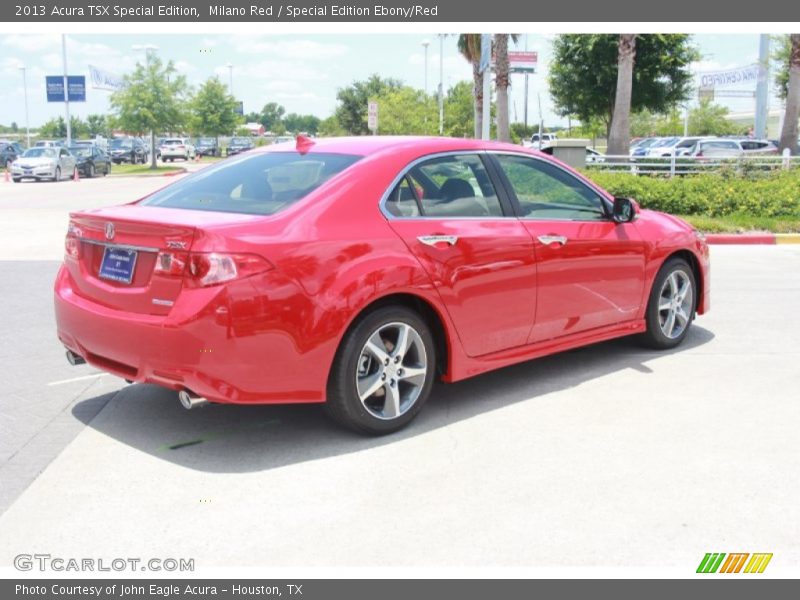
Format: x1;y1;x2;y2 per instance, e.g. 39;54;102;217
326;306;436;435
87;163;95;178
640;257;696;349
53;167;61;182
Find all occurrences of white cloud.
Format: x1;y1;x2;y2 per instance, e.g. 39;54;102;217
231;37;348;59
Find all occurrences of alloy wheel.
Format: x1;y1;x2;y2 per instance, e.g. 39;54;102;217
355;322;428;420
657;270;694;339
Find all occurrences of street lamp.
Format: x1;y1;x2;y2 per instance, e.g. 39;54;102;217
226;62;234;96
18;65;30;147
421;40;430;94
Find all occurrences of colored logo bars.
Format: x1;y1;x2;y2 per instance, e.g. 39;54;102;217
696;552;773;573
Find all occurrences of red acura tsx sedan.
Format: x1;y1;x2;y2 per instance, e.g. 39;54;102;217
54;136;709;434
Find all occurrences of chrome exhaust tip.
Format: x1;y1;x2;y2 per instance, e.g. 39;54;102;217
66;350;86;366
178;389;209;410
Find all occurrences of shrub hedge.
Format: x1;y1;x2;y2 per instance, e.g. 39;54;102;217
583;168;800;218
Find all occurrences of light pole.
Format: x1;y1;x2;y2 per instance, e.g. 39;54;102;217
61;34;72;146
18;65;30;147
226;62;234;96
421;40;430;94
438;34;445;135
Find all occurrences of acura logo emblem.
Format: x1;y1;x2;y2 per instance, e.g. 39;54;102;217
105;222;115;240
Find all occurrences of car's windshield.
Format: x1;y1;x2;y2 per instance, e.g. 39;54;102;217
163;139;184;145
140;152;361;216
231;137;251;145
198;138;214;144
110;139;132;148
22;148;56;158
70;147;92;157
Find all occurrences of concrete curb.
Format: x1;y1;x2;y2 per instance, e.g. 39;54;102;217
705;233;800;245
108;168;187;179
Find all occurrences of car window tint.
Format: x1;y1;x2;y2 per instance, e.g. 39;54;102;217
404;154;503;218
141;152;361;216
496;154;606;220
385;177;421;217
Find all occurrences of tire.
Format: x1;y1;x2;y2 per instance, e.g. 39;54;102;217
53;167;61;182
87;163;95;178
12;178;20;183
326;306;436;435
639;257;697;350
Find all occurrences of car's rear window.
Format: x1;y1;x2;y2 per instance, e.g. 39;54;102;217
140;151;361;215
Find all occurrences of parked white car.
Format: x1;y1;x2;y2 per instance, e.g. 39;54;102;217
647;137;703;157
159;138;197;162
523;132;558;150
10;147;76;182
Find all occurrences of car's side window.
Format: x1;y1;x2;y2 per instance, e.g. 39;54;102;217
387;154;504;218
495;154;607;221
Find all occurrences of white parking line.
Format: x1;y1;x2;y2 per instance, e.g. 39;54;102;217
47;373;107;386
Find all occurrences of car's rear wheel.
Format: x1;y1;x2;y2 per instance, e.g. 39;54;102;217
87;163;95;178
640;257;696;349
53;167;61;182
326;306;436;435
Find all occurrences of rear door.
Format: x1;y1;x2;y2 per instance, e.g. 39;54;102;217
489;152;646;343
384;153;538;357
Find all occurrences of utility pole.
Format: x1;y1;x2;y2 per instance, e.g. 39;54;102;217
755;34;770;139
523;35;529;128
481;33;491;140
19;66;30;147
61;35;72;146
421;40;430;94
438;34;444;135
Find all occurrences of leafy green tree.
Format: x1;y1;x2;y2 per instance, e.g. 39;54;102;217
334;75;402;135
318;115;346;137
549;34;698;140
283;113;321;135
778;34;800;154
190;77;241;142
243;111;261;123
457;34;484;138
259;102;286;133
371;87;438;135
86;114;111;138
443;81;475;138
39;116;88;139
110;56;189;168
688;99;740;136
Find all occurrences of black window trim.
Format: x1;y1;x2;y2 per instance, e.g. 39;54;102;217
485;151;614;222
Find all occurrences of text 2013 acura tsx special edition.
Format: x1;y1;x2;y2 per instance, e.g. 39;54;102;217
54;136;710;434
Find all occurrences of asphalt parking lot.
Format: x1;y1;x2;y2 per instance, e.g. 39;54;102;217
0;173;798;572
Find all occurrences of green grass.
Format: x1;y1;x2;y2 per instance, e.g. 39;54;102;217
109;164;185;176
679;213;800;234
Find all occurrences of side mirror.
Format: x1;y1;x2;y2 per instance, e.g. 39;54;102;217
612;197;638;223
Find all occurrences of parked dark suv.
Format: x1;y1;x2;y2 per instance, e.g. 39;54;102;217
225;137;255;156
195;137;220;157
1;141;25;168
109;137;149;164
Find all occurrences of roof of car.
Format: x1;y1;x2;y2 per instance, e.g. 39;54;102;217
259;135;535;157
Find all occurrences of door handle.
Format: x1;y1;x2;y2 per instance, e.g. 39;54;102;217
537;235;568;246
417;235;458;247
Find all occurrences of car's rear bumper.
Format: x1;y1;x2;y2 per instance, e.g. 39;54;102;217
54;265;330;405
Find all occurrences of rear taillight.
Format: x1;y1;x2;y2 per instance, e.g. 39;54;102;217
154;251;272;287
65;222;82;259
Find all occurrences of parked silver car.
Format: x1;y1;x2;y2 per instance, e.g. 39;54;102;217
10;147;76;182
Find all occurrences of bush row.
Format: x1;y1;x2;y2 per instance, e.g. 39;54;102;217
583;168;800;217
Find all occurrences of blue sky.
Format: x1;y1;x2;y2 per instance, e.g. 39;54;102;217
0;33;778;129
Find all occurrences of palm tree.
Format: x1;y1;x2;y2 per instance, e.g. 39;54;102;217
457;34;483;138
494;35;516;142
607;34;637;156
779;34;800;155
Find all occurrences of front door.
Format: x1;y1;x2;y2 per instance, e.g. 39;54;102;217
491;153;646;343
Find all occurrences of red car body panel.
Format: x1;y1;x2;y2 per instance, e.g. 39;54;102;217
54;136;710;404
